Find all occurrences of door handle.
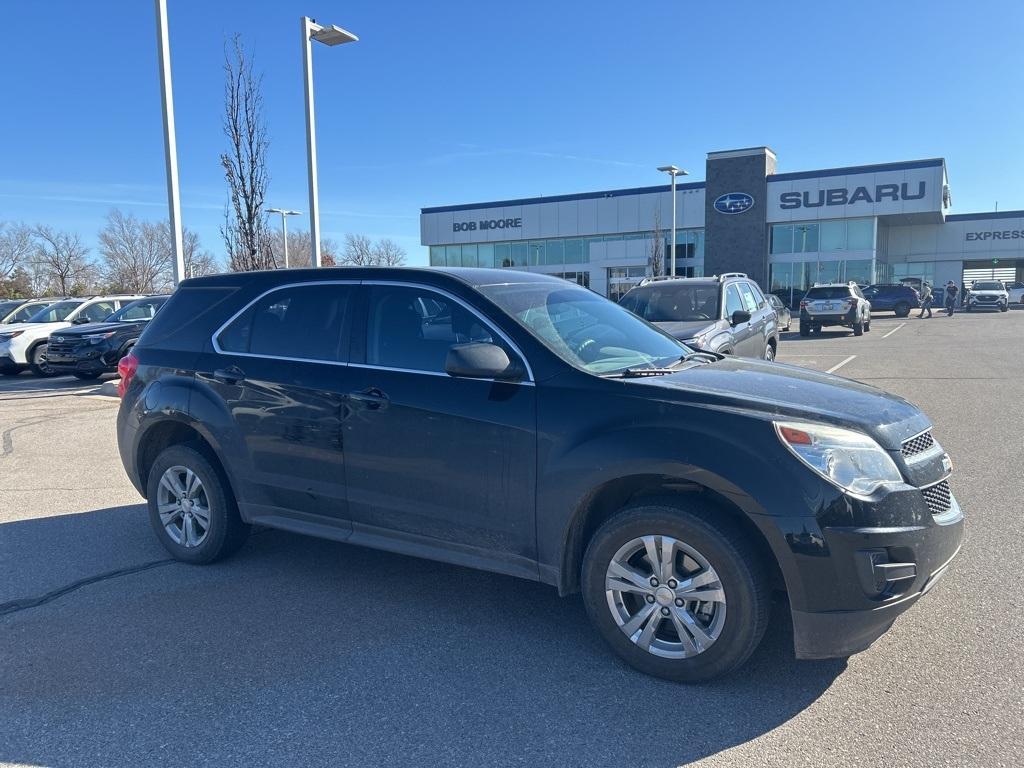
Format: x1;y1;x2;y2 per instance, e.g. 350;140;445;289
348;387;389;410
213;366;245;385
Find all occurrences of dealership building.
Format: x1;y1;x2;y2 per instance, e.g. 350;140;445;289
420;146;1024;302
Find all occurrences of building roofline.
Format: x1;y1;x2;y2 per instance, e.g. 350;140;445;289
945;209;1024;221
769;157;945;182
421;182;706;214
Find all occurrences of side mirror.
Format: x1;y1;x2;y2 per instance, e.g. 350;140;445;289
445;342;522;381
72;317;91;324
730;309;751;326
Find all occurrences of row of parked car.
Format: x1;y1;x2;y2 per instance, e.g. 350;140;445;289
0;294;168;378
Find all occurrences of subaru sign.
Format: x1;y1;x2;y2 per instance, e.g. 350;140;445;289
714;192;754;214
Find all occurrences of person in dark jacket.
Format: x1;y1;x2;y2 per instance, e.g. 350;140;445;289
944;281;959;316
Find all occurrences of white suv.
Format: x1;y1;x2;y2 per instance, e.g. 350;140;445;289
965;280;1009;313
1003;281;1024;305
799;282;872;336
0;295;144;376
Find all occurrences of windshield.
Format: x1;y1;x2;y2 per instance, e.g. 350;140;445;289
618;284;720;323
972;281;1003;291
109;297;166;322
27;300;83;323
478;281;691;374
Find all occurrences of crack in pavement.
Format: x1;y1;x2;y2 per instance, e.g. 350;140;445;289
1;417;52;457
0;559;176;618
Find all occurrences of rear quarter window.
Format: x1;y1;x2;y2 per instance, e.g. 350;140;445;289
137;286;239;352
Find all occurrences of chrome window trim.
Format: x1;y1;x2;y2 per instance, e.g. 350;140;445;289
210;278;535;382
362;279;535;382
348;361;534;386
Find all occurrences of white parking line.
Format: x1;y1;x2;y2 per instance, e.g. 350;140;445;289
826;355;857;374
882;323;906;339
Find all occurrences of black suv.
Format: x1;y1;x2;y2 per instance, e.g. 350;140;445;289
618;273;781;360
861;284;921;317
117;268;963;682
46;295;169;379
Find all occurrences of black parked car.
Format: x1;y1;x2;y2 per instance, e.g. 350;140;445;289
861;284;921;317
618;273;781;360
117;268;963;682
46;295;169;379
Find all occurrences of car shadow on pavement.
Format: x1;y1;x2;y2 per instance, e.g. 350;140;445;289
0;506;846;768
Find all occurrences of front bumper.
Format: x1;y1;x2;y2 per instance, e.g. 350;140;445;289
46;343;119;374
0;351;20;371
967;299;1006;311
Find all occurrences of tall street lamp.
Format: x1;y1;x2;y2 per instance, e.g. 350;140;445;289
657;165;689;277
266;208;302;268
154;0;185;285
301;17;358;268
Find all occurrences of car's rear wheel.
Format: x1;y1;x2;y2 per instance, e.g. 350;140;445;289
894;302;910;318
582;501;770;682
146;444;250;564
28;344;57;377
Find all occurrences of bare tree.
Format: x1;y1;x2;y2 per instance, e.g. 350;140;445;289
0;222;34;281
176;226;220;279
340;234;374;266
648;206;664;278
99;210;167;293
371;238;407;267
32;226;96;296
268;229;339;268
220;35;273;272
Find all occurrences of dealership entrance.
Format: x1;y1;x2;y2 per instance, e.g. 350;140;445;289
962;258;1023;286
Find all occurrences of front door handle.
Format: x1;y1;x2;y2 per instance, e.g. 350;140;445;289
348;387;389;410
213;366;245;385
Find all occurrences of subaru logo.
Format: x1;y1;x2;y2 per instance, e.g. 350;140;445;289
714;192;754;214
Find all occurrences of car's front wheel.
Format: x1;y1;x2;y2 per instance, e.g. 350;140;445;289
28;343;57;377
764;342;776;361
582;501;770;682
146;444;250;564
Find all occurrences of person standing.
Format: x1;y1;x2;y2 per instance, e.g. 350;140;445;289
918;282;933;318
944;281;959;316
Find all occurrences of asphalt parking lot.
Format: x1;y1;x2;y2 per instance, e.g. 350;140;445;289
1;310;1022;768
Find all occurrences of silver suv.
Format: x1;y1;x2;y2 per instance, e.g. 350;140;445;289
799;282;872;337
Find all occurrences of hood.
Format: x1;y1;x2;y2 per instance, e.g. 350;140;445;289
970;290;1006;296
54;321;140;338
0;321;68;335
627;357;929;450
651;319;723;341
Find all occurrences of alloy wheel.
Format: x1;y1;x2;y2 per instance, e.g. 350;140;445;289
605;535;727;659
156;465;212;548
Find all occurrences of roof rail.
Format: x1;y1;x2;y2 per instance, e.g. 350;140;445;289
637;275;682;287
717;272;747;281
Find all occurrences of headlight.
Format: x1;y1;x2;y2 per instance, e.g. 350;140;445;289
774;421;904;497
84;332;116;344
0;330;24;341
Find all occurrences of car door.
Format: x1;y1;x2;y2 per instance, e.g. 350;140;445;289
343;281;538;568
197;281;358;524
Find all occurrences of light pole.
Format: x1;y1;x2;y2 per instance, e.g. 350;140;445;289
302;17;358;268
657;165;689;277
154;0;185;285
266;208;302;268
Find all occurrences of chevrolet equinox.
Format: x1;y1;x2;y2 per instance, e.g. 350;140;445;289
117;268;963;682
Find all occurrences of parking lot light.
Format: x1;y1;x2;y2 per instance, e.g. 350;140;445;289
302;16;358;269
266;208;302;268
657;165;689;277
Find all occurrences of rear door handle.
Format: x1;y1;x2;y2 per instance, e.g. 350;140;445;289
348;387;389;410
213;366;245;385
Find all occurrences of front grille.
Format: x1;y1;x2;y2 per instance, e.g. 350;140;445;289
975;295;996;303
901;430;935;457
921;480;952;515
46;337;81;356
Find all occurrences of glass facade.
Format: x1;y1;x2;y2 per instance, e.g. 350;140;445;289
769;259;875;308
428;229;704;272
771;218;874;254
607;266;649;302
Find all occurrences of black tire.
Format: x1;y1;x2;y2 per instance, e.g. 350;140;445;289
146;444;250;564
799;322;809;337
28;343;57;377
864;318;871;332
581;501;771;683
73;371;102;380
894;302;910;318
966;305;973;313
764;342;776;362
852;320;864;336
1000;304;1008;313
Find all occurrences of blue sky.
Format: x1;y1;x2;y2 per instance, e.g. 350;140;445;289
1;0;1022;267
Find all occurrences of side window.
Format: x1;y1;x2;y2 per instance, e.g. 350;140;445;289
11;304;41;322
724;285;745;317
218;284;353;362
81;301;116;323
747;282;767;309
120;301;160;321
738;282;759;312
365;285;501;373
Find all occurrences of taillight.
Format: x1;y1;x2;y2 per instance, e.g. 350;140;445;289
117;353;139;398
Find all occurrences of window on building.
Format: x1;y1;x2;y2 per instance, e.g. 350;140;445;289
820;220;845;251
793;224;818;253
545;239;564;266
477;243;494;268
564;239;585;264
555;271;591;289
771;224;793;254
510;242;528;267
460;244;478;267
847;219;874;250
529;241;545;266
495;242;512;267
430;246;445;266
607;266;648;302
